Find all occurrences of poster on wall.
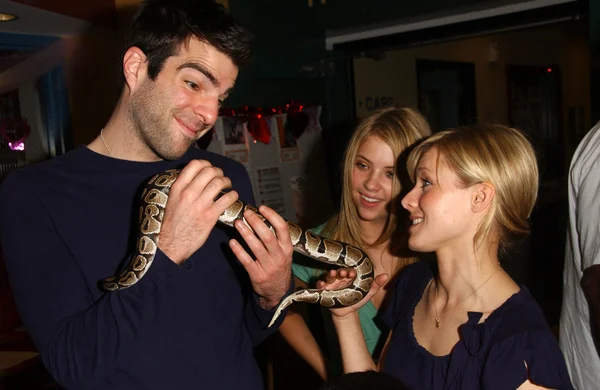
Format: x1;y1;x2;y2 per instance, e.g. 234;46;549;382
224;148;249;164
219;116;250;166
289;176;313;229
303;105;322;133
255;166;286;216
222;116;246;146
274;115;300;162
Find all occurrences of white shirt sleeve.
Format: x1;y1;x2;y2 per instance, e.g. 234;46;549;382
571;122;600;270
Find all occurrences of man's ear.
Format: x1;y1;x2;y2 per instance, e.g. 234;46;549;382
472;182;495;213
122;47;148;93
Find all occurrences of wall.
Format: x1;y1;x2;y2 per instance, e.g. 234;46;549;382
316;0;500;31
64;27;121;146
354;21;590;154
116;0;228;29
62;0;143;147
18;82;47;164
11;0;117;27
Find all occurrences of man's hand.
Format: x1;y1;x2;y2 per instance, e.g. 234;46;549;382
229;206;293;310
158;160;239;264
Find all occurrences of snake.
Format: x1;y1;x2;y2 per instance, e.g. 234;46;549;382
101;169;374;327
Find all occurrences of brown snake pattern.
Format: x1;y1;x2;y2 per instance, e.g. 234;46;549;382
101;169;374;327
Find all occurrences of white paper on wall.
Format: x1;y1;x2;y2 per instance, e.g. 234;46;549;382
255;166;286;216
207;109;333;227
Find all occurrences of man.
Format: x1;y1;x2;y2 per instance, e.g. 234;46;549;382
559;121;600;390
0;1;294;389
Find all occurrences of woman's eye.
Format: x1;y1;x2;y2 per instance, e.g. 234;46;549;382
356;162;368;170
385;171;394;179
421;178;432;188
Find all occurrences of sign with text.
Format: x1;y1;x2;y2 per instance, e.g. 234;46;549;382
358;96;395;111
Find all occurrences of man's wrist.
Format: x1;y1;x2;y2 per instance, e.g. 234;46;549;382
258;296;280;310
258;274;294;310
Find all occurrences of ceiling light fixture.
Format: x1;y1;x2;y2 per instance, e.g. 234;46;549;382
0;13;17;22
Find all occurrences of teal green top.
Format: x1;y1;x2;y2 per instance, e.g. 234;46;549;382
291;223;384;376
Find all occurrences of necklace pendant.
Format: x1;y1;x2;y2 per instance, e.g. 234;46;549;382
435;317;440;328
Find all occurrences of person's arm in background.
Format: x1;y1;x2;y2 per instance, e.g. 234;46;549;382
581;264;600;354
279;276;328;380
318;269;389;374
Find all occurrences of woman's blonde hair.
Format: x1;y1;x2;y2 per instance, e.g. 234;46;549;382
323;106;431;253
406;124;539;250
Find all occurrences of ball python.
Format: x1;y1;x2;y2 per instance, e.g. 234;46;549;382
101;169;374;327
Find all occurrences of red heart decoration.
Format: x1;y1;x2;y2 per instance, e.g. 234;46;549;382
0;117;30;150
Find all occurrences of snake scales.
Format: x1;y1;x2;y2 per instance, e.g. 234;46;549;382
101;169;374;327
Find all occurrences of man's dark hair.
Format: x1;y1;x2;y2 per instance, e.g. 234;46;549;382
118;0;253;86
319;371;408;390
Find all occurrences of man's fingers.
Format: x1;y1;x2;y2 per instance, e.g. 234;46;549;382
243;209;274;240
233;218;269;260
213;190;239;217
229;238;258;274
257;205;289;242
172;159;212;190
186;167;229;203
247;206;293;259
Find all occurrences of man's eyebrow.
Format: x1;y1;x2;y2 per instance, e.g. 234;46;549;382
223;83;235;96
177;62;219;88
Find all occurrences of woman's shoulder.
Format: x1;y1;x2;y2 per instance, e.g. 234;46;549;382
478;288;573;389
485;286;553;341
463;288;573;389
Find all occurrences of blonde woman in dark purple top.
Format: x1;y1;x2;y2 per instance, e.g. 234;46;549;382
320;124;574;389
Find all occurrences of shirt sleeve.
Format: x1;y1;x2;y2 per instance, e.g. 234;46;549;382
482;330;574;390
574;163;600;269
0;173;187;389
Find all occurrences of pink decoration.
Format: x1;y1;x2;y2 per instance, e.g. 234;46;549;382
0;117;30;151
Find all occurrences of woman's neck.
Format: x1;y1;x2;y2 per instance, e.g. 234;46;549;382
358;218;386;246
434;239;500;302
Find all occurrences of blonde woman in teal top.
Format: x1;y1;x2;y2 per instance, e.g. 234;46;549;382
279;106;431;380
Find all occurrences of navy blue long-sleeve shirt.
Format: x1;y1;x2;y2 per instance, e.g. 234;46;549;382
0;145;288;389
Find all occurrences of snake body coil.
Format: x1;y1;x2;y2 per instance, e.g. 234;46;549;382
102;169;374;327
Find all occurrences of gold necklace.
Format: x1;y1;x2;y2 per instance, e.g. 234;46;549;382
100;129;114;157
434;262;501;328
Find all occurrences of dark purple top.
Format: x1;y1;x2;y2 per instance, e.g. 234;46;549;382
381;260;574;389
0;145;290;390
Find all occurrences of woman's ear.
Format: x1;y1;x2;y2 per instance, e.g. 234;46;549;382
472;182;495;213
122;47;148;94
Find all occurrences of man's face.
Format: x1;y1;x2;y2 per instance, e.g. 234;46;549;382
129;38;238;160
